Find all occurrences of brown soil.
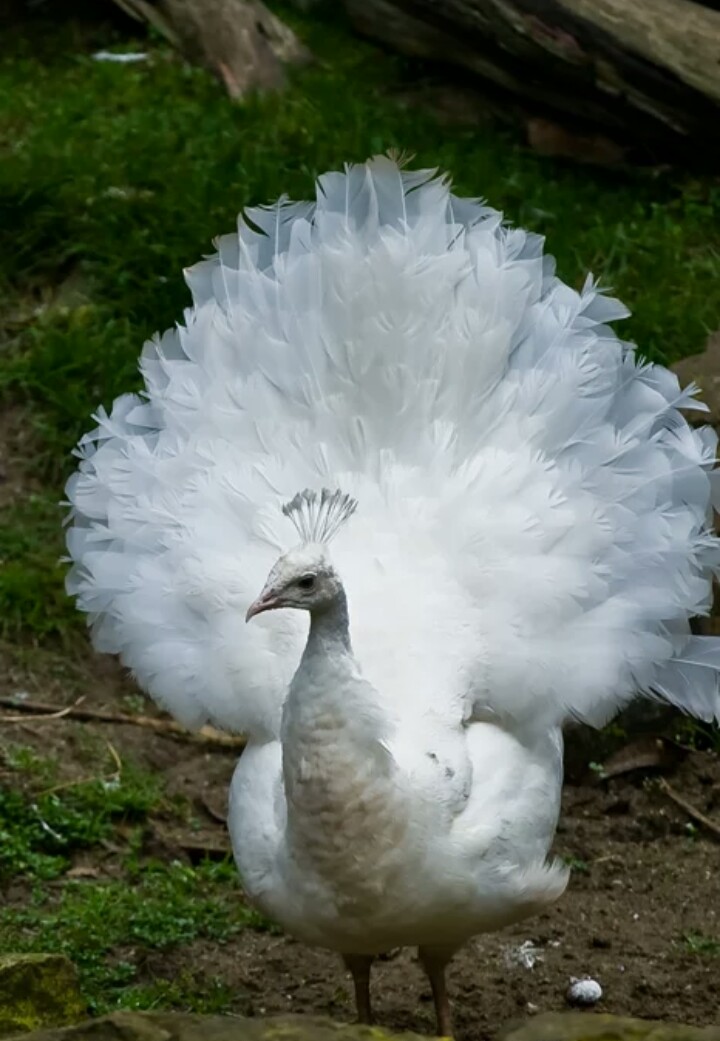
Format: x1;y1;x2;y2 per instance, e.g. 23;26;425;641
1;643;719;1039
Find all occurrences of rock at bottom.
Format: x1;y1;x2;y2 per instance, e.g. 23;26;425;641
6;1011;720;1041
500;1012;720;1041
0;954;86;1038
3;1012;418;1041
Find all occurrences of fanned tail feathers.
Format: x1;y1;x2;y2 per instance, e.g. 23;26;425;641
65;154;720;738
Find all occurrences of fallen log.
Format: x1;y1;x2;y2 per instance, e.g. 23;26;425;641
344;0;720;163
112;0;310;98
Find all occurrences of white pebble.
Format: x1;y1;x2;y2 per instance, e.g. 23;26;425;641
566;977;602;1006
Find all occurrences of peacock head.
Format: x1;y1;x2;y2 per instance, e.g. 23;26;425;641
245;489;357;621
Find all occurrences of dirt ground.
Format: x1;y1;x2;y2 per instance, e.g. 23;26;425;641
1;645;719;1039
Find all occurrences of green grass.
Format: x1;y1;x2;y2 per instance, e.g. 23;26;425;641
3;861;263;1012
561;855;590;875
118;977;238;1015
0;743;267;1012
683;933;720;957
0;755;162;881
2;7;720;641
0;493;80;640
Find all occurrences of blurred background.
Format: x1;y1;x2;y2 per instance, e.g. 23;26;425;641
1;0;719;1034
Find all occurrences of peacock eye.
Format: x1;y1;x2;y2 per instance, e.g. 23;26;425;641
297;575;316;591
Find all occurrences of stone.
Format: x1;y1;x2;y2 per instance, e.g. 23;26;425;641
565;978;603;1007
7;1011;720;1041
0;954;86;1038
499;1012;720;1041
2;1012;422;1041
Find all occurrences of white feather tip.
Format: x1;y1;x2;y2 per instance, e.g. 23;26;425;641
282;488;358;545
383;147;416;169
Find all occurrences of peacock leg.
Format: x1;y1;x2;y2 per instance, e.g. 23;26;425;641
418;946;455;1038
342;953;375;1024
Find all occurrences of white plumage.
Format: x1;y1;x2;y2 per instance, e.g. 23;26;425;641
65;156;720;1032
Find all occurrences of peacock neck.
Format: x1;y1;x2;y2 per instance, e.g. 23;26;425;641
285;585;386;738
304;590;352;658
281;586;401;895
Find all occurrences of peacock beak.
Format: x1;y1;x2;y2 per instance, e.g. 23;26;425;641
245;592;280;622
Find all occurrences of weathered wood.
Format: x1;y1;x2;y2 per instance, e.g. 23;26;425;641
113;0;310;97
344;0;720;161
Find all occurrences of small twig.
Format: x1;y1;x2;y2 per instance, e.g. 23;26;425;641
38;740;124;796
2;696;86;722
106;740;123;777
177;837;231;857
39;774;113;796
16;723;44;740
0;696;246;751
658;777;720;841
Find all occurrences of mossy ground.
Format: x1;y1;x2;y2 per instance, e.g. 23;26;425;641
1;0;719;1030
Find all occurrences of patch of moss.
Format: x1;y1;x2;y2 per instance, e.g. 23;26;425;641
0;953;85;1037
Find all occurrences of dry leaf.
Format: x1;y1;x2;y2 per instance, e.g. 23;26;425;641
65;865;101;879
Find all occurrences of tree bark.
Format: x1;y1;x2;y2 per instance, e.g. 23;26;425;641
344;0;720;162
113;0;310;98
